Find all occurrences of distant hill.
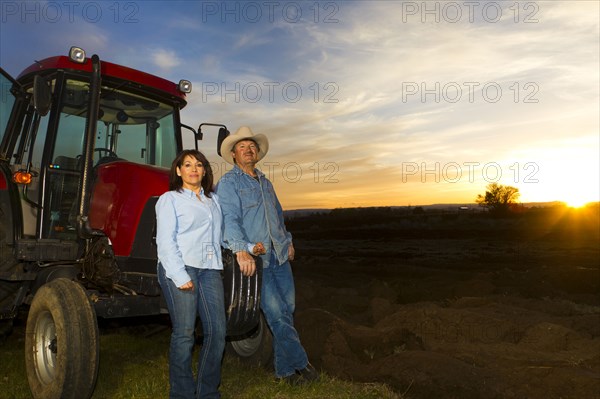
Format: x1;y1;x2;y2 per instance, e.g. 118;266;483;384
283;202;581;217
284;209;331;218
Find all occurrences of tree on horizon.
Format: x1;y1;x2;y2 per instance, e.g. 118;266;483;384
475;183;520;216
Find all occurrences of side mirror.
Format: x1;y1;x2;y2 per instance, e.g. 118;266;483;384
217;127;230;156
197;123;229;155
33;75;52;116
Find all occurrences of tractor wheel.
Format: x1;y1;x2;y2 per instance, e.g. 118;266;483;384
226;313;273;368
25;278;99;399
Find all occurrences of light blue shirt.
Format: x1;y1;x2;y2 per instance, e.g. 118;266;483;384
155;188;223;287
215;165;292;268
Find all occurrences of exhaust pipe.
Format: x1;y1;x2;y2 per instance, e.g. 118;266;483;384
77;54;104;239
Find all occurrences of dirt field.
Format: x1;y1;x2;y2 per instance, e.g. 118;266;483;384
287;205;600;399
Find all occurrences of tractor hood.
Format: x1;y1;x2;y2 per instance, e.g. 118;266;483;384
89;161;169;257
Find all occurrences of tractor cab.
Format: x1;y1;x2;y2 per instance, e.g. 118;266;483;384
1;47;187;246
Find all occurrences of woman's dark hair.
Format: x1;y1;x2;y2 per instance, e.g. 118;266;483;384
168;149;214;197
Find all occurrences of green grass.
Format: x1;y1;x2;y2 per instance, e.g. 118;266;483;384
1;323;29;399
220;356;399;399
0;324;400;399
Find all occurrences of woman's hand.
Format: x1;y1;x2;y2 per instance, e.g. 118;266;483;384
178;280;194;291
288;242;295;261
236;251;256;276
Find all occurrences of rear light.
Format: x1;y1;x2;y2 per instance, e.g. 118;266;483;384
13;171;33;185
69;46;86;64
178;80;192;93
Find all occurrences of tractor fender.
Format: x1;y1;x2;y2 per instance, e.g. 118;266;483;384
28;265;79;301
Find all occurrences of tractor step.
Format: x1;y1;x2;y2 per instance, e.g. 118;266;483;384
15;239;78;261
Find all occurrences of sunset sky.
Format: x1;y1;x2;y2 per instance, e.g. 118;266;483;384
1;1;598;209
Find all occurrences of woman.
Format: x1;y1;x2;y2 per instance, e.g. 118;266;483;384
156;149;226;399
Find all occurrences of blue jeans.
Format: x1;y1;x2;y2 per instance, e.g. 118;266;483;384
159;265;226;399
260;251;309;378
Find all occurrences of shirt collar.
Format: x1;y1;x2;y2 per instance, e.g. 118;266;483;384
233;164;264;178
181;187;204;198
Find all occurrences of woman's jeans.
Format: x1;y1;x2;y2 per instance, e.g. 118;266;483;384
260;251;309;378
159;265;226;399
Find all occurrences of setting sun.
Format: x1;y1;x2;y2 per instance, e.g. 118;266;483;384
565;198;593;208
512;137;599;210
550;165;598;209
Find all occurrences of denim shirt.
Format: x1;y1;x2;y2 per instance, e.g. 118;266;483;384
155;188;223;287
216;164;292;268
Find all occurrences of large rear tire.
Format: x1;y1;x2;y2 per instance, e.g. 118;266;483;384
226;313;273;368
25;278;99;399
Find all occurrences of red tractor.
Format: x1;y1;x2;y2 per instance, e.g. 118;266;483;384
0;47;271;399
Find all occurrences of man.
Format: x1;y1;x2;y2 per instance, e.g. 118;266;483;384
215;126;318;385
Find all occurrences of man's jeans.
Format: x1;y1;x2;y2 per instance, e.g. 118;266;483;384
159;265;226;399
260;251;309;378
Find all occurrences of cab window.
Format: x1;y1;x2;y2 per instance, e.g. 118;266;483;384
0;70;17;152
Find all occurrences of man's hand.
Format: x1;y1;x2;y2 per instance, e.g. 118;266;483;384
236;251;257;276
252;242;266;255
288;242;295;261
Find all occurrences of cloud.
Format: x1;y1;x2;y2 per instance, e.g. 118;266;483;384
3;1;596;209
151;48;182;70
115;0;600;208
0;15;110;75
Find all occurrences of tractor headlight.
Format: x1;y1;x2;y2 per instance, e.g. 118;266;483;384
178;80;192;93
69;46;86;64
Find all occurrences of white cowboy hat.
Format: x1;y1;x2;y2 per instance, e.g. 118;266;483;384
220;126;269;165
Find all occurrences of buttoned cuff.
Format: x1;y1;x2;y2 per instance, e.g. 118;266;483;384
230;241;249;254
